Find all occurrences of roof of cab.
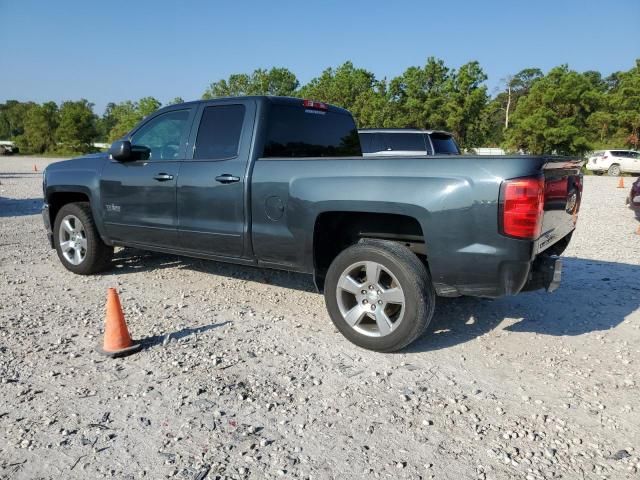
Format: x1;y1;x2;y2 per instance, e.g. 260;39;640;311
158;96;353;116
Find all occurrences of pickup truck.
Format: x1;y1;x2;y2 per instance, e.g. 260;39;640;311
42;96;583;352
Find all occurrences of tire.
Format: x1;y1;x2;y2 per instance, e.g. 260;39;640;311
53;202;113;274
608;164;621;176
324;239;435;352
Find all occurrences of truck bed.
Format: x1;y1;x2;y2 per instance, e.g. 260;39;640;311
251;154;582;297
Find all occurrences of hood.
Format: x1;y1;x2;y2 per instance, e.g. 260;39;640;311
45;152;109;173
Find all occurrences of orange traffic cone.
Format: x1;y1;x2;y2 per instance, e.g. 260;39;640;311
96;288;141;357
617;177;625;188
33;164;38;172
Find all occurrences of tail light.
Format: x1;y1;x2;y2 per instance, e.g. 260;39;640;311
499;176;545;239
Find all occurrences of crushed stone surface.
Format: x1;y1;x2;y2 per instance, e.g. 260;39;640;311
1;157;639;479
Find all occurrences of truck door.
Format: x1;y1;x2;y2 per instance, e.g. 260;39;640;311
100;108;195;247
176;100;256;257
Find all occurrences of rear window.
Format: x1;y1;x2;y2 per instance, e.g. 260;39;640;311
359;133;386;154
429;133;459;154
385;133;427;152
263;104;361;158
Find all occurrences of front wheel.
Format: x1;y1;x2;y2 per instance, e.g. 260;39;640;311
324;239;435;352
53;202;113;274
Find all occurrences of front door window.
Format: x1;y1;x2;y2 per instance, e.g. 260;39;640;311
130;110;190;161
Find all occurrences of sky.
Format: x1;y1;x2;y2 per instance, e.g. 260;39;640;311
1;0;639;114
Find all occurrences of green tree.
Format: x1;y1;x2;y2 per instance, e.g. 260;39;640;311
138;96;162;117
299;61;380;126
587;110;615;145
484;68;542;146
56;99;98;153
387;57;451;129
15;101;59;153
168;96;185;105
203;67;299;98
607;59;640;149
107;101;138;140
442;61;489;148
0;100;36;139
96;102;118;142
505;65;603;155
352;80;397;128
107;97;162;141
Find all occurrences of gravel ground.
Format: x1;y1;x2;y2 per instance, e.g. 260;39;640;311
1;156;639;480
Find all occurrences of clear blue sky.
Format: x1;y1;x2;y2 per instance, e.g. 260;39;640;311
1;0;638;114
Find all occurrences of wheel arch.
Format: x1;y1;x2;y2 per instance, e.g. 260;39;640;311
46;187;93;228
312;211;427;292
46;187;111;245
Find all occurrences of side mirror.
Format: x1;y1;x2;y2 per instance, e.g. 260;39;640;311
109;140;132;161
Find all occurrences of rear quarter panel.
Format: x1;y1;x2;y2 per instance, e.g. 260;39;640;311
250;155;554;296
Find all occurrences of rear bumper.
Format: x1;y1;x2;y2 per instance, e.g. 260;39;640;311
42;203;54;248
434;255;563;298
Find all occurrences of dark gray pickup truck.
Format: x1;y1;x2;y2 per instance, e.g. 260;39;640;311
42;96;582;352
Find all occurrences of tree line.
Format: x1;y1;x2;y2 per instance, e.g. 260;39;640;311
1;58;638;156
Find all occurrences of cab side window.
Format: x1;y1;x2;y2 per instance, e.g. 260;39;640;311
131;110;190;161
194;105;245;160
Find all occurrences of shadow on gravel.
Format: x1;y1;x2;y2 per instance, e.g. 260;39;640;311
0;196;43;217
406;257;640;353
110;249;316;292
140;321;231;350
108;251;639;352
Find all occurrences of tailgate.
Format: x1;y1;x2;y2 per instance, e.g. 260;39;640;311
535;158;583;255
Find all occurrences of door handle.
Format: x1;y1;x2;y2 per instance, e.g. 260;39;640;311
153;173;174;182
215;174;240;184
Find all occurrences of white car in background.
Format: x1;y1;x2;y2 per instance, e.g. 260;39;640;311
585;149;640;176
0;140;18;155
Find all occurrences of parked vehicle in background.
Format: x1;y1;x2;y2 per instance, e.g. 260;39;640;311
359;128;460;156
0;141;18;155
42;96;582;352
627;177;640;219
586;150;640;176
474;147;506;155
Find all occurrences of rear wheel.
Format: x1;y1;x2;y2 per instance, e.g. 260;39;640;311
324;239;435;352
608;164;621;176
53;202;113;274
